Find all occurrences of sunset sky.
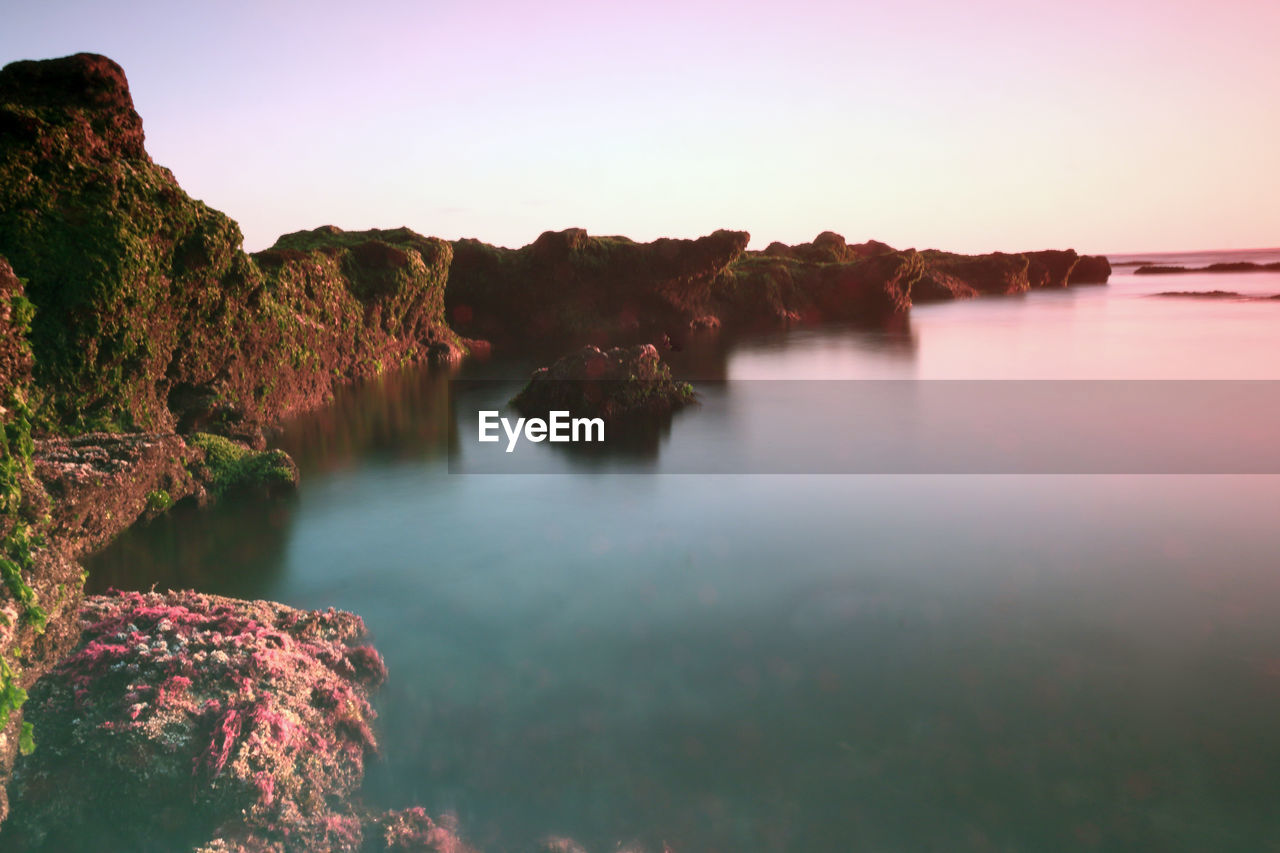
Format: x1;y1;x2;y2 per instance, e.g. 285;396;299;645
3;0;1277;254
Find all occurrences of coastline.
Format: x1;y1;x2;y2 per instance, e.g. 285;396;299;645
0;53;1115;850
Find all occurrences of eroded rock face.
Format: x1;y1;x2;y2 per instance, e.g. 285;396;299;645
4;591;388;852
511;344;695;424
446;229;749;348
0;54;460;436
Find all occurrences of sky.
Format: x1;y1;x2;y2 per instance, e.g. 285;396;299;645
2;0;1277;254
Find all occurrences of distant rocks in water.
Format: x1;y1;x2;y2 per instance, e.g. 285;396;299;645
511;344;695;424
2;591;455;852
1150;290;1280;301
1151;290;1244;299
1134;262;1280;275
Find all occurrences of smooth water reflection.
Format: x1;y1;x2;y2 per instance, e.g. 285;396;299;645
86;252;1280;851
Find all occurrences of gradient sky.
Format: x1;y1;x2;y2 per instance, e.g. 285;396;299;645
3;0;1277;254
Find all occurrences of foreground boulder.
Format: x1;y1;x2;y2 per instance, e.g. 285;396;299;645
4;591;393;851
511;344;695;424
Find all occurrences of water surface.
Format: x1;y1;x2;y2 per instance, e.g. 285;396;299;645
89;250;1280;851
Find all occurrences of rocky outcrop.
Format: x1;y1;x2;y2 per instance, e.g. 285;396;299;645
3;591;393;851
915;247;1110;300
0;54;461;437
916;250;1032;298
446;228;749;348
1068;254;1112;284
714;246;922;326
723;237;1110;315
511;344;695;424
1024;249;1080;288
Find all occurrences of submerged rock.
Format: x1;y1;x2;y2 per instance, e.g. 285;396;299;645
4;591;390;851
511;344;695;424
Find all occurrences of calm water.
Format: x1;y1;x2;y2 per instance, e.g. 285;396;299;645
86;250;1280;851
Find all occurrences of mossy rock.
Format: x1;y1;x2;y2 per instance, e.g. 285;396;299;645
187;433;297;499
0;54;462;437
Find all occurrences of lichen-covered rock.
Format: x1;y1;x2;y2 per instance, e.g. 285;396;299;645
0;54;461;436
446;228;749;348
4;591;388;852
511;344;695;424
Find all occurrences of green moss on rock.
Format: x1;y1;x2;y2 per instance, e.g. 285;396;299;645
0;54;463;439
187;433;298;499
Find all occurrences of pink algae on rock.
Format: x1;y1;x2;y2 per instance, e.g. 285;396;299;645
6;590;390;851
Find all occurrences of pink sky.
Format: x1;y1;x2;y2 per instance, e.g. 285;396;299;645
4;0;1277;254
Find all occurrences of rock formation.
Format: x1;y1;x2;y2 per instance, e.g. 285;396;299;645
0;51;1116;849
0;54;462;438
446;228;750;348
1134;262;1280;275
1068;254;1112;284
511;344;696;424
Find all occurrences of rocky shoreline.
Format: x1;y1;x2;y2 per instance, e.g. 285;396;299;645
0;52;1111;850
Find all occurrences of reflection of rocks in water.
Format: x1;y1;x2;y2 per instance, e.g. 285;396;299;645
84;493;296;600
272;362;458;475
